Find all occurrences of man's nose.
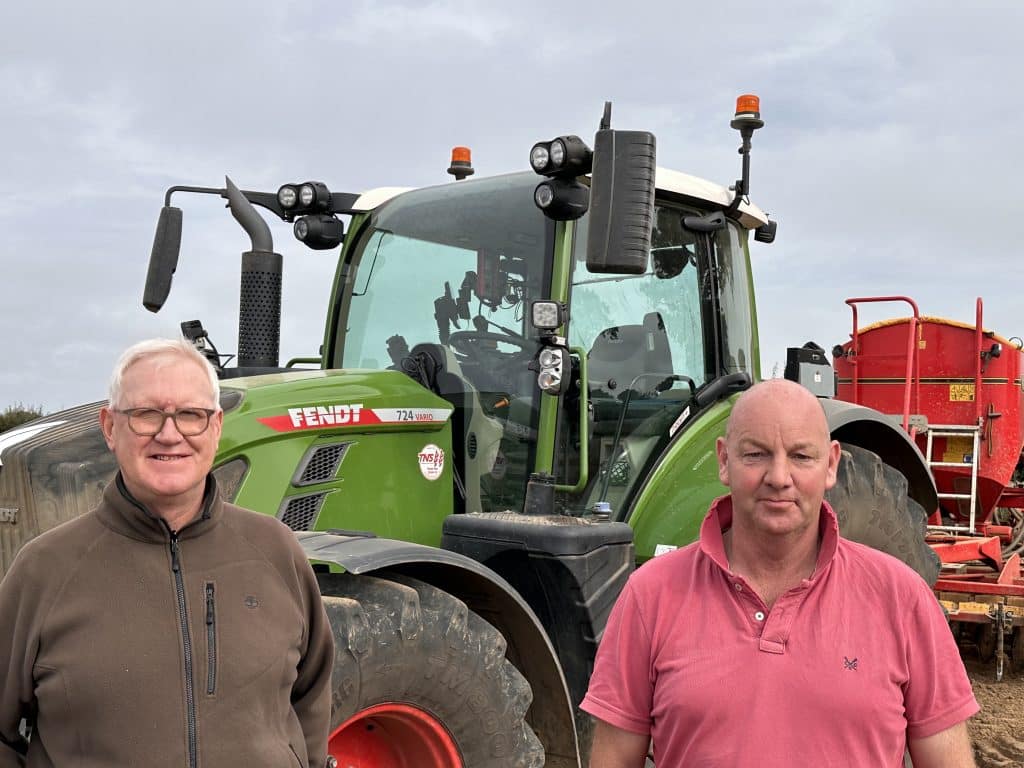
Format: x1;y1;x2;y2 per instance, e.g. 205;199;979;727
154;414;184;441
764;454;792;486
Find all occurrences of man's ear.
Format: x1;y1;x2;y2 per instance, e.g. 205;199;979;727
99;407;116;450
210;409;224;442
824;439;841;490
716;436;730;486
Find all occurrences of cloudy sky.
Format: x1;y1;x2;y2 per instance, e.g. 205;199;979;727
2;0;1022;411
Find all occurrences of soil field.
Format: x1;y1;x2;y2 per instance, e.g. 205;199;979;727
964;656;1024;767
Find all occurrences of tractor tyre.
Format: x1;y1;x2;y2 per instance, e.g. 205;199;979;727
319;572;545;768
826;443;941;585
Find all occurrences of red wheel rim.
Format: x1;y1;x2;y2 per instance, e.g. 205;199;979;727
329;702;463;767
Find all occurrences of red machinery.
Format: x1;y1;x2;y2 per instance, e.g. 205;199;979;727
833;296;1024;677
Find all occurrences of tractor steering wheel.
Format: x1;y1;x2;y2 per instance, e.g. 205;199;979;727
448;331;533;357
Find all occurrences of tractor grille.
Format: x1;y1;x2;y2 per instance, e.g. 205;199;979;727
292;443;350;487
278;492;328;531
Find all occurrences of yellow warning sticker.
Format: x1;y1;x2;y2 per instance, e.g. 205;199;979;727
942;436;974;464
949;383;975;402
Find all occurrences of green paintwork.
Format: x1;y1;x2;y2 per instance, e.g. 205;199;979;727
215;368;454;547
535;220;576;477
628;396;738;562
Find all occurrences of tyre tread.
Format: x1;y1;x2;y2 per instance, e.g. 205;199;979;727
826;443;940;584
321;573;544;767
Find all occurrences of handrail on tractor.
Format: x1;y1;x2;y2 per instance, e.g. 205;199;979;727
845;296;921;434
974;298;984;425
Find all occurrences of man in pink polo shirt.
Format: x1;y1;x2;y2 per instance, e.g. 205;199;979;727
581;379;978;767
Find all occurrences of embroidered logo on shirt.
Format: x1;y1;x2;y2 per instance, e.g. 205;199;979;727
843;656;858;671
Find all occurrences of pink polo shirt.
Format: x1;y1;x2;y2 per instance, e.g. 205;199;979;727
581;496;978;767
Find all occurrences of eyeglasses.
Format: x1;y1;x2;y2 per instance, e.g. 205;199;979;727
113;407;218;437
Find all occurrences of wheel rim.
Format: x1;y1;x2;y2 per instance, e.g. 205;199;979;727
329;702;463;767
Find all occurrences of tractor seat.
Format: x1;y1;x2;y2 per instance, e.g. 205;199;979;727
587;312;674;400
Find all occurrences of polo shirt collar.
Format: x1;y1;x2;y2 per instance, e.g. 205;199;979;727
699;494;840;579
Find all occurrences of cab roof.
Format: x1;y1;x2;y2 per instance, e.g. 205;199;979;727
351;168;769;229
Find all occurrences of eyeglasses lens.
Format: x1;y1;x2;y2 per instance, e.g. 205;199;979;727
127;409;210;436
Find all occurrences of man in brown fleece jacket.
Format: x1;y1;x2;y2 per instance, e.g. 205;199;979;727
0;338;335;768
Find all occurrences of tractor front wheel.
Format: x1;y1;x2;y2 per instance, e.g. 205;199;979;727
319;572;544;768
826;443;941;585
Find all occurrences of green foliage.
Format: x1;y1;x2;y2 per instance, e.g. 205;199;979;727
0;404;45;434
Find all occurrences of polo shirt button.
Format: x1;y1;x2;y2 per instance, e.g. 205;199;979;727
754;611;765;621
734;583;743;591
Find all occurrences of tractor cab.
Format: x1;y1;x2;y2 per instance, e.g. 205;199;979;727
324;154;772;522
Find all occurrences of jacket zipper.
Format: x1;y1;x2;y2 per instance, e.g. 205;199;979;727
205;582;217;695
171;535;198;768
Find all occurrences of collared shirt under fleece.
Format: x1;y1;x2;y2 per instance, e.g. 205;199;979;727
581;495;979;767
0;475;334;768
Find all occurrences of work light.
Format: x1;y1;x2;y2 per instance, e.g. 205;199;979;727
536;346;568;395
530;144;551;174
277;185;298;209
533;178;588;220
293;214;344;250
531;300;565;332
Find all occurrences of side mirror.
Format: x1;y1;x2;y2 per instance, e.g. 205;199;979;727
585;129;656;274
143;206;183;312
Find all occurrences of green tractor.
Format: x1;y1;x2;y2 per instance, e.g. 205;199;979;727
0;98;938;766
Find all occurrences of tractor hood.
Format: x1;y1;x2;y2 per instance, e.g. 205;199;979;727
0;368;454;577
217;368;452;447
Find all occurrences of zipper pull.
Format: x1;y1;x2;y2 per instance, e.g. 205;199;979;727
170;535;181;573
206;583;215;625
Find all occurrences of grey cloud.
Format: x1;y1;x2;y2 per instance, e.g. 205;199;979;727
2;0;1023;410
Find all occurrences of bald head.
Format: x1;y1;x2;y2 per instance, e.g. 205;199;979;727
726;379;830;444
716;379;841;544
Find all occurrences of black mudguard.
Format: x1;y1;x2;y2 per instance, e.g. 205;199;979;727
821;399;938;513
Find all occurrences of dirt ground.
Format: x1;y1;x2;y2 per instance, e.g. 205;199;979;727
963;655;1024;767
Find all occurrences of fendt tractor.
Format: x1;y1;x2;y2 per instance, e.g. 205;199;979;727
0;97;939;766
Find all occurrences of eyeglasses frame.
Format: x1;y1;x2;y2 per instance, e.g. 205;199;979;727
112;407;219;437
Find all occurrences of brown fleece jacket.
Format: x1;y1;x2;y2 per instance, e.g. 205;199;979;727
0;475;334;768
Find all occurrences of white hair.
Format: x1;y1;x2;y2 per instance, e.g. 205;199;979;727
108;338;220;409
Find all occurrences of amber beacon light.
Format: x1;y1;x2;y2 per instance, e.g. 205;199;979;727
732;94;764;130
447;146;474;180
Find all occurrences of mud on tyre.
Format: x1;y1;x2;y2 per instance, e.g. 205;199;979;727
319;571;544;767
826;443;941;585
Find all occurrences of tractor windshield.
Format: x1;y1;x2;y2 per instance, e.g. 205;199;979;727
334;172;554;513
565;201;756;516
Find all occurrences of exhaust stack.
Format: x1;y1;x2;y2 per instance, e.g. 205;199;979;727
225;177;282;369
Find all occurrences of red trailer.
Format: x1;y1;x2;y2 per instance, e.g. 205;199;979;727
833;296;1024;677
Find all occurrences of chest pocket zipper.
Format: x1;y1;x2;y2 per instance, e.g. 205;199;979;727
205;582;217;695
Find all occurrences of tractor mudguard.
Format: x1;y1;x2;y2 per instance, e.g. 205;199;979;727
295;530;582;768
820;398;938;513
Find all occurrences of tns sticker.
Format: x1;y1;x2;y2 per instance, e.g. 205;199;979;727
418;444;445;481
